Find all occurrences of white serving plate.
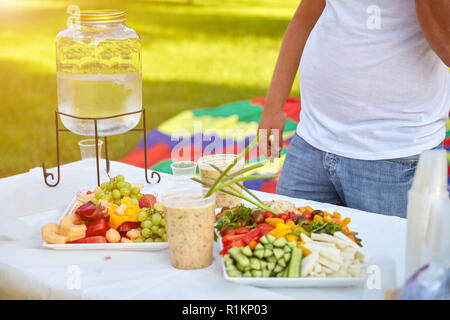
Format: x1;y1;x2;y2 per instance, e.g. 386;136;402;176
42;193;168;251
222;263;366;288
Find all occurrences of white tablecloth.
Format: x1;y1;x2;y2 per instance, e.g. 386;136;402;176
0;160;406;299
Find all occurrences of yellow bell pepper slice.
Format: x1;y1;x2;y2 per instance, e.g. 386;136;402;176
285;234;298;242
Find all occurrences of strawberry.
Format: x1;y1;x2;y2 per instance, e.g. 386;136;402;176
139;194;157;208
85;218;108;237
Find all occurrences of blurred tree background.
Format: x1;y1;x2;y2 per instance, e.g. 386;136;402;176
0;0;300;177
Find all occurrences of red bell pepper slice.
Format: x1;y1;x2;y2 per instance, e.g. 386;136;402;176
234;227;250;234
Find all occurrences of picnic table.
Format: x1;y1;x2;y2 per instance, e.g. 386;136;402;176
0;160;405;299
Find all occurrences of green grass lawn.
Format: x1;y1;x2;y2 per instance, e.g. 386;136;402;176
0;0;300;178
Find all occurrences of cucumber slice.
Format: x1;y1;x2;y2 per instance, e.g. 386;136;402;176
224;254;233;263
260;261;268;270
273;264;284;273
267;262;276;271
284;246;292;253
287;247;303;278
273;248;284;260
266;234;276;244
255;243;264;250
273;237;287;248
264;244;274;250
252;270;262;277
236;263;246;272
249;258;261;270
278;258;286;268
287;241;297;249
228;247;250;267
276;270;285;277
284;253;291;262
226;264;237;272
263;249;273;258
262;268;271;277
228;270;242;277
253;249;264;259
241;246;253;257
266;256;277;263
243;271;252;277
259;236;268;244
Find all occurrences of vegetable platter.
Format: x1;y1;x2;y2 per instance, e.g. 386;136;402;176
215;200;367;287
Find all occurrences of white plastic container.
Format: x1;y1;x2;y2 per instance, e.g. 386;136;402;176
405;150;449;279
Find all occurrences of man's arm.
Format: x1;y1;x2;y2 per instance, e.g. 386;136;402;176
258;0;325;159
415;0;450;66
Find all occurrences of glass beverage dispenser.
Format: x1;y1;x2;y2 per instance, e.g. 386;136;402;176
56;10;142;136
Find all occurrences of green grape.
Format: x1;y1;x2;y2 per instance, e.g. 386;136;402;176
141;228;152;238
160;219;166;227
101;182;109;191
131;187;141;195
95;190;105;199
131;198;139;206
141;220;152;229
115;200;121;206
161;234;168;242
151;213;162;226
138;211;148;222
154;238;162;243
136;193;143;200
112;189;121;200
120;188;131;197
124;182;132;189
134;237;144;243
151;225;159;234
105;192;113;202
145;238;154;243
116;174;125;182
116;181;127;189
157;227;165;236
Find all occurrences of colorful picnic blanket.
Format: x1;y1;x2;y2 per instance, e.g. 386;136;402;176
120;98;450;193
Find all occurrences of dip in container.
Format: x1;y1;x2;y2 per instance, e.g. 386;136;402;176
160;189;216;270
197;154;244;209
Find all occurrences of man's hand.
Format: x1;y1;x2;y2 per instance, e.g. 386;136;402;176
258;108;286;160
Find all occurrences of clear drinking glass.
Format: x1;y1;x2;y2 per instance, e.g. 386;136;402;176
78;139;103;160
160;189;216;270
56;10;142;136
197;154;244;209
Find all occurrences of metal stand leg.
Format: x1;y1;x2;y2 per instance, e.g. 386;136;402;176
142;108;161;184
42;111;61;187
104;136;110;174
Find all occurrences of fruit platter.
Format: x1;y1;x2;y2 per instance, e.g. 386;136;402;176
41;174;168;250
215;200;367;287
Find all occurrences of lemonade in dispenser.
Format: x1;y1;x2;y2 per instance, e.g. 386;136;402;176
56;10;142;136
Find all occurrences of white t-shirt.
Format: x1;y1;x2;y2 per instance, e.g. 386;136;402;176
297;0;450;160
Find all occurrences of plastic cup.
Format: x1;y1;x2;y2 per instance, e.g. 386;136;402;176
170;161;197;178
78;139;103;160
405;149;449;279
197;154;244;209
160;189;216;270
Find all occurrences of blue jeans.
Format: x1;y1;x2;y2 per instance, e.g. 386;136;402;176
277;134;443;218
